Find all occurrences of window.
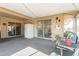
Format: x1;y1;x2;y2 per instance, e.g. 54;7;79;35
64;15;74;32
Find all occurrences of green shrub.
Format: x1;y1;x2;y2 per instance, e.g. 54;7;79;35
55;34;62;41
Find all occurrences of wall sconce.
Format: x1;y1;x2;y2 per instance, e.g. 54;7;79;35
3;23;6;26
58;19;61;22
56;17;58;20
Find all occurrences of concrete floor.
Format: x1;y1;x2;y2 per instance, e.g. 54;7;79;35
0;37;74;56
0;37;55;56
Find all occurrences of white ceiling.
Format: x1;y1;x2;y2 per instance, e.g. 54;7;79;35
0;3;79;18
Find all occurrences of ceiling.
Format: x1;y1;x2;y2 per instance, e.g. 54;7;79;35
0;3;79;18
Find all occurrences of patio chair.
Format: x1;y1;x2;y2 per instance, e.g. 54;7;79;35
50;49;75;56
50;37;79;56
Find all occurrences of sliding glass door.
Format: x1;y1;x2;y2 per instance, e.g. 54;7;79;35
8;22;21;36
37;21;43;37
16;23;21;35
37;20;51;38
43;20;51;38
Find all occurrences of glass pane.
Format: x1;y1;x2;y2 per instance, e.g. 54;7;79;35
37;21;43;37
43;20;51;38
16;23;21;35
8;22;15;36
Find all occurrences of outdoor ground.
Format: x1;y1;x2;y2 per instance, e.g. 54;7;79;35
0;37;74;56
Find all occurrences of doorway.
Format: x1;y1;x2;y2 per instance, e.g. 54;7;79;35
37;20;51;38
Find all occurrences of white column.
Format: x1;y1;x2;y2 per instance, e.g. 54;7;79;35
73;14;77;33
